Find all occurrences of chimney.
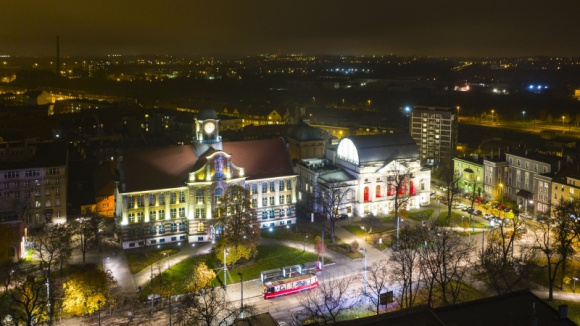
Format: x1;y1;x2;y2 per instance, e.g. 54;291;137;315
558;304;568;320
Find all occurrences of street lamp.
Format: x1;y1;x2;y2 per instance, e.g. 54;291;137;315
224;249;229;288
574;277;578;293
456;106;460;121
491;109;495;124
359;248;367;295
562;116;566;133
97;300;102;326
522;111;526;123
238;272;244;318
303;235;308;252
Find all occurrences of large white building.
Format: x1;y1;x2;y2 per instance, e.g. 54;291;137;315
115;109;298;249
297;133;431;218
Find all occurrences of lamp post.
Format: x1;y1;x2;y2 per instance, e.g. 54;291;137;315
97;300;102;326
522;111;526;123
224;249;229;288
563;116;566;133
491;109;495;124
359;248;367;295
456;106;460;122
574;277;578;293
303;235;308;252
238;272;244;318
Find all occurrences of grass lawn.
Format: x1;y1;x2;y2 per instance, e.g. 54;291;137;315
548;300;580;324
261;224;330;244
140;245;324;299
125;247;181;274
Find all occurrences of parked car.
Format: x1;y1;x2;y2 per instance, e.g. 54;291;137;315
474;197;483;203
454;203;466;209
473;209;482;215
517;227;528;234
483;213;495;220
461;207;471;212
338;214;349;220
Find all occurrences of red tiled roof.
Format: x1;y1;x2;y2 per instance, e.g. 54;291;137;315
122;146;198;193
223;138;294;180
121;138;294;193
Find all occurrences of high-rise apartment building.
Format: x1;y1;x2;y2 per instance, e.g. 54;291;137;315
409;106;458;166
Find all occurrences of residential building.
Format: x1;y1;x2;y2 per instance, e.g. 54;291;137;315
504;150;564;207
409;106;458;166
550;163;580;214
454;156;484;196
483;154;508;201
0;141;68;227
0;197;26;261
115;109;297;249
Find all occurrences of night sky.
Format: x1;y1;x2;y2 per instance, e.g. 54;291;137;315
2;0;579;57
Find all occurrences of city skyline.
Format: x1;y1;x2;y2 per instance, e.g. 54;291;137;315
2;0;579;57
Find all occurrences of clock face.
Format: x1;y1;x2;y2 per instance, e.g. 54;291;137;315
204;122;215;134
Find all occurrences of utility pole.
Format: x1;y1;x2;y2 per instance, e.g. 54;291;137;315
46;278;52;326
321;230;325;270
238;272;244;318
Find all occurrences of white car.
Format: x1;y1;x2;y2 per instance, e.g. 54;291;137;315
483;213;494;220
454;203;466;209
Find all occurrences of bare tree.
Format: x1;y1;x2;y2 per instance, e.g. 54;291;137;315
317;179;354;243
419;226;472;306
299;276;359;324
532;198;580;301
385;160;413;250
367;259;390;315
439;164;462;224
69;218;98;264
175;287;239;326
474;216;531;295
389;225;423;309
31;224;72;277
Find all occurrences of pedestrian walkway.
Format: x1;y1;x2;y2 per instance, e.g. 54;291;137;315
333;224;388;261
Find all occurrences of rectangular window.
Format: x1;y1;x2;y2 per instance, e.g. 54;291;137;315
262;197;268;207
279;182;285;191
170;208;177;218
252;184;258;195
287;180;292;190
195;208;205;218
269;196;275;206
279;195;284;204
179;207;185;217
137;196;144;207
286;194;291;204
159;209;165;219
25;169;40;177
252;198;257;207
137;212;144;222
129;213;135;223
150;210;157;221
262;183;268;193
170;193;177;204
46;168;59;175
3;171;19;179
179;191;185;203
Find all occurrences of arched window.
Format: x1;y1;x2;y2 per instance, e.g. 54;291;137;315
159;224;165;234
171;223;177;232
179;222;186;231
364;187;370;202
270;210;275;218
150;225;157;235
262;211;268;220
252;184;258;194
376;185;381;198
262;183;268;193
214;187;223;203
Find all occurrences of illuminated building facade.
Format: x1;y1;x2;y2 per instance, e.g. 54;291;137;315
297;133;431;218
409;106;458;166
115;109;297;249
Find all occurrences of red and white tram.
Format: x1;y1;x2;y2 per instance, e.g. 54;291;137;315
263;273;318;299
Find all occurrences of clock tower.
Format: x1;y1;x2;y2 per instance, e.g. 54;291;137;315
193;109;222;154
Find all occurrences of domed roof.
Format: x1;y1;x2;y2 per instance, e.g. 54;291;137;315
198;108;218;120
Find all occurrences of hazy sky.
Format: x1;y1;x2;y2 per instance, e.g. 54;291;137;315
2;0;579;57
